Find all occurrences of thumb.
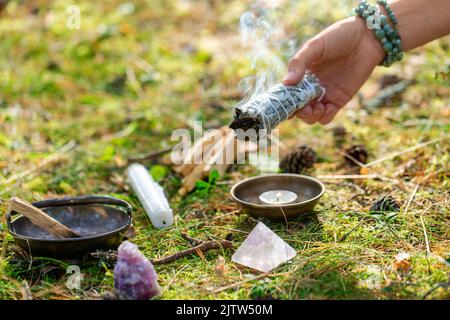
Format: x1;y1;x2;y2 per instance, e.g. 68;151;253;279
283;40;321;85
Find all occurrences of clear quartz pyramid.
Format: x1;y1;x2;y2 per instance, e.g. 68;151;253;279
232;222;297;273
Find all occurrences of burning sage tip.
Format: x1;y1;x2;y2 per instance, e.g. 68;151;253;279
229;73;324;137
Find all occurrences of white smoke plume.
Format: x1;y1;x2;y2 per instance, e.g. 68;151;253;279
236;3;292;105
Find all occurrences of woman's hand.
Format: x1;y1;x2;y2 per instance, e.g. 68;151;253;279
284;16;385;125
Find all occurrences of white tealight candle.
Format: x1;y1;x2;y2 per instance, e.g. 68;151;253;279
259;190;298;205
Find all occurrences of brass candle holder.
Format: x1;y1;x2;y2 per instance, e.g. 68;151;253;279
230;174;325;220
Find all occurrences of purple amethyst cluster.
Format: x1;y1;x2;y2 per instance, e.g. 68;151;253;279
114;241;161;300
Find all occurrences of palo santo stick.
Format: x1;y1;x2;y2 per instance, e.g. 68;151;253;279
203;129;235;173
178;131;231;195
175;126;261;195
8;197;80;239
179;164;206;196
175;127;224;176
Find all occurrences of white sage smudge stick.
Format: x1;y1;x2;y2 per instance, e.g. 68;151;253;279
126;163;174;229
230;73;325;136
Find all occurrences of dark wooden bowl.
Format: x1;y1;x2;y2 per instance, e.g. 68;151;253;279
7;195;132;259
230;174;325;220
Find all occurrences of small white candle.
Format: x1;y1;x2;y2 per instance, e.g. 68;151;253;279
259;189;298;205
127;163;174;229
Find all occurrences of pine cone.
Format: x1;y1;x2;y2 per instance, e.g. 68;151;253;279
369;195;400;213
279;145;316;174
344;144;368;166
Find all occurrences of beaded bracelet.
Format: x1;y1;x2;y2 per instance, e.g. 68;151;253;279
354;0;403;67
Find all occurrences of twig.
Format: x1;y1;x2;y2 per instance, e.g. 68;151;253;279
324;181;367;194
420;215;431;255
90;250;118;263
180;233;203;246
419;205;433;255
127;146;173;163
366;138;442;167
363;80;412;110
279;206;289;230
318;174;378;180
160;265;188;295
404;182;420;215
341;151;367;168
151;240;233;265
339;218;369;242
0;140;76;187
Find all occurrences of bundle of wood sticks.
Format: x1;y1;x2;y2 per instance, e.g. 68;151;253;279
172;126;258;195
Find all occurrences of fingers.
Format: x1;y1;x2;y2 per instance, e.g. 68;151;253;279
295;102;340;125
283;39;322;85
319;103;340;124
296;102;325;124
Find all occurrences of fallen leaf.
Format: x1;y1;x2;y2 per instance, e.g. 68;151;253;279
214;255;228;277
114;155;127;168
360;167;370;175
393;252;411;273
0;160;7;169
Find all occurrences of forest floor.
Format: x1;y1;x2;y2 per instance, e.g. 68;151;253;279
0;0;449;299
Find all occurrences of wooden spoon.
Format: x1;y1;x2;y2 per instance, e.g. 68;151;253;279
8;197;81;239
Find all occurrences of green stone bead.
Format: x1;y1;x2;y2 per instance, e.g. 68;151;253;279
354;0;402;67
387;30;396;39
375;29;385;40
383;43;393;51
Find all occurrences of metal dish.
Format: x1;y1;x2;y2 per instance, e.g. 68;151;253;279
230;174;325;220
7;195;132;259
